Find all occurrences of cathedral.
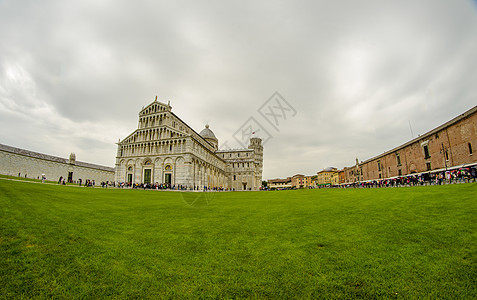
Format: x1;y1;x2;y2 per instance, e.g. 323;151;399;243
115;98;263;190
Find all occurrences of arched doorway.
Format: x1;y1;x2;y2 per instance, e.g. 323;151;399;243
126;166;133;183
164;164;173;185
143;160;153;184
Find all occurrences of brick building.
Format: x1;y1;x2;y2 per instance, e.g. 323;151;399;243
344;105;477;183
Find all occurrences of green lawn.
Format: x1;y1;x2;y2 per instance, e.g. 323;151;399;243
1;179;476;298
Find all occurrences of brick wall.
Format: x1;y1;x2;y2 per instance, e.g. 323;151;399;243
344;106;477;183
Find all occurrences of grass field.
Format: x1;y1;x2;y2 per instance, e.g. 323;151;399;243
1;178;476;298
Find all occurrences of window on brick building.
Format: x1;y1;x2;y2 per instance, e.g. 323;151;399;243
398;169;402;176
234;175;236;180
426;162;432;171
423;145;430;159
445;150;449;161
377;161;381;171
469;143;473;155
396;153;401;166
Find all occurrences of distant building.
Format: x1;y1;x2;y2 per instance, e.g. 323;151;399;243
115;98;264;190
305;175;316;187
338;169;345;184
268;177;292;189
290;174;315;188
291;174;304;188
316;167;339;186
343;105;477;183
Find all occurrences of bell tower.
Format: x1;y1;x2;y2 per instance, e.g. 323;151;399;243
248;137;263;189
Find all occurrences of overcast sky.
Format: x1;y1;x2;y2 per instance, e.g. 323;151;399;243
1;0;476;179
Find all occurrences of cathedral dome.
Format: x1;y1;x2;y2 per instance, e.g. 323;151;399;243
199;124;218;150
199;124;217;140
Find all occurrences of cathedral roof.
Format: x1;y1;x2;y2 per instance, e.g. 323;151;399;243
199;124;217;140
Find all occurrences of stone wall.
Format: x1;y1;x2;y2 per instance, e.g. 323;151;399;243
0;144;114;183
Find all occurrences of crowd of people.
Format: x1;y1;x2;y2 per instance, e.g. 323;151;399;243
49;177;230;191
264;166;477;190
55;176;100;188
116;182;233;191
336;167;477;189
20;166;477;191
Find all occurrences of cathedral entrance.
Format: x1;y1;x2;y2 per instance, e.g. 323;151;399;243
144;169;151;184
242;182;247;190
164;173;172;185
127;166;133;183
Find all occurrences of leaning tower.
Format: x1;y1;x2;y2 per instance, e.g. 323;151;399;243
248;137;263;189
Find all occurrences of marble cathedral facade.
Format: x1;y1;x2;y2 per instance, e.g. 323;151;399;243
115;98;263;190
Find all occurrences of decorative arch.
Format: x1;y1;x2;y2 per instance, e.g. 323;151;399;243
164;157;173;165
